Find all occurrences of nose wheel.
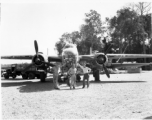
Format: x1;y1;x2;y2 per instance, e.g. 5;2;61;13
40;72;47;82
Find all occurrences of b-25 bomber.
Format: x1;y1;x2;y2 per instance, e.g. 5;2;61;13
1;40;152;82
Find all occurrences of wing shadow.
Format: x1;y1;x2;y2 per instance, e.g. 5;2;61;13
1;78;56;93
143;116;152;119
90;80;147;84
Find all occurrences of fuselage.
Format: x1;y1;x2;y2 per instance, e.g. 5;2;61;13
61;43;79;72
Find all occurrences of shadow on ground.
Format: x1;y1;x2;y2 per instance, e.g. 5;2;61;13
1;78;55;92
1;77;146;93
143;116;152;119
90;80;147;84
1;78;83;93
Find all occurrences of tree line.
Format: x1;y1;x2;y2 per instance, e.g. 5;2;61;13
55;2;152;60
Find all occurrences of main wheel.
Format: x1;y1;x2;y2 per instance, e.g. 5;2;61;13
12;74;16;79
28;73;35;79
93;69;100;81
4;73;9;79
22;73;28;79
36;75;40;79
58;75;63;83
40;73;46;82
76;74;81;82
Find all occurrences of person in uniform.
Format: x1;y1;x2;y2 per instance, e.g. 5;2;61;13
78;61;91;88
67;64;77;89
52;62;61;90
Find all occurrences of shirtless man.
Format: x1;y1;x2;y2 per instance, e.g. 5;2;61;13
52;62;61;90
67;64;77;89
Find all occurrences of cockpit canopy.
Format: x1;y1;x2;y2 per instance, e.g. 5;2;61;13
63;43;76;49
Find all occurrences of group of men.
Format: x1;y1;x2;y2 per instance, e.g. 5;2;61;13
52;61;91;90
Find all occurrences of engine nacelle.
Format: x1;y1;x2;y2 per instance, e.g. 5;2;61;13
32;53;47;67
95;53;108;66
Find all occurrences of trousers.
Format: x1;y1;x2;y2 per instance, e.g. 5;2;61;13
83;73;89;88
69;74;76;89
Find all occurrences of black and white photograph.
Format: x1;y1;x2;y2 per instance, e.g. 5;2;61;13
0;0;152;119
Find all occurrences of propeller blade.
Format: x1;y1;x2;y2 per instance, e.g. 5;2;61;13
34;40;38;54
103;64;110;78
105;43;113;55
22;63;33;73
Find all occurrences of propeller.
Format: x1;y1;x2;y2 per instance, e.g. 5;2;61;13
104;43;113;55
102;42;114;78
34;40;39;56
96;54;110;78
103;64;110;78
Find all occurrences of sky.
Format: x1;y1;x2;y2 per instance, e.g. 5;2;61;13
0;0;148;64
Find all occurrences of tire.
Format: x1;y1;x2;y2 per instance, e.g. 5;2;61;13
28;73;35;79
65;77;70;86
36;75;40;79
12;74;16;79
58;75;62;83
22;73;28;79
76;74;81;82
4;73;9;79
40;73;46;82
93;69;100;81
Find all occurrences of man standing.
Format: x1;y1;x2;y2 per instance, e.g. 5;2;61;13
67;64;77;89
78;62;91;88
52;62;61;90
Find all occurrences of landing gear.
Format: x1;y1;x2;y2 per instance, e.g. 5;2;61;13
28;72;35;79
93;68;100;81
12;73;16;79
22;73;28;79
76;74;81;82
4;73;9;79
40;72;46;82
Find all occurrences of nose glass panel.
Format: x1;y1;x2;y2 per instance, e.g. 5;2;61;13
62;51;77;72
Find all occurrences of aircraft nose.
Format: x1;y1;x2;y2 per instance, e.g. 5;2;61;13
62;50;78;68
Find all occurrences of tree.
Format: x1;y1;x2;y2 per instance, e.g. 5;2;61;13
129;2;151;64
80;10;104;54
128;2;151;50
55;31;81;55
110;7;141;54
129;2;151;16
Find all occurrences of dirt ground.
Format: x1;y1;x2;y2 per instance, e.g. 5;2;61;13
1;71;152;119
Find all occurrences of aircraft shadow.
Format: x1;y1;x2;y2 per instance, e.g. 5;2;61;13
1;78;84;93
1;78;55;93
90;80;146;84
143;116;152;119
1;79;146;93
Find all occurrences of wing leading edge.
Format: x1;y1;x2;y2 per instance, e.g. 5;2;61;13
1;55;33;60
109;63;152;69
1;55;62;62
107;54;152;59
79;54;152;61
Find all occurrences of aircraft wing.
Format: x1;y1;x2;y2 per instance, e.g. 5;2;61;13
79;55;94;61
108;63;152;69
1;55;33;60
79;54;152;61
48;56;62;62
1;55;62;65
106;54;152;59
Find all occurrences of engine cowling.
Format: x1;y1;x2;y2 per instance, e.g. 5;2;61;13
95;53;108;66
32;54;47;67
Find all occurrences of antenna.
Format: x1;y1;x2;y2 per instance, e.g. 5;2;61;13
47;48;49;56
116;44;128;63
